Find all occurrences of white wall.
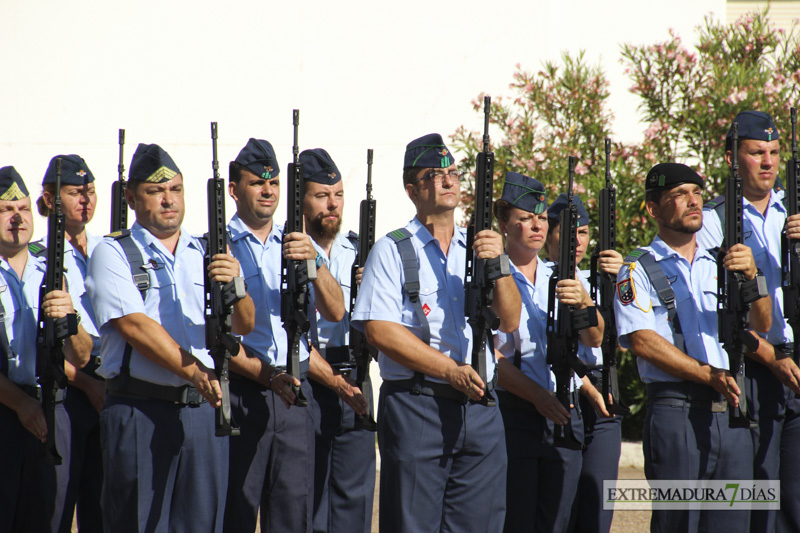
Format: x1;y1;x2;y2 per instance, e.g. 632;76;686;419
1;0;724;239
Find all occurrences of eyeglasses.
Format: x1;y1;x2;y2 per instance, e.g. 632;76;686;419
412;169;467;185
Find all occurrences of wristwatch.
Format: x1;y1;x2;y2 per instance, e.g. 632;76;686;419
315;252;324;269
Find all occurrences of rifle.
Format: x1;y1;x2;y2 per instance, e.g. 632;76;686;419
111;128;128;232
464;95;509;407
345;148;378;431
718;122;767;429
590;139;629;416
783;107;800;366
546;156;596;449
36;158;79;464
280;109;316;407
205;122;245;437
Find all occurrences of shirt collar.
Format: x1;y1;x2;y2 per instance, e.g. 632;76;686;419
408;216;466;250
228;213;282;245
650;235;715;263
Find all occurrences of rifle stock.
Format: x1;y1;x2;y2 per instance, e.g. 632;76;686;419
280;109;316;407
205;122;244;437
36;158;78;464
590;139;629;416
464;95;509;407
546;156;595;449
719;122;766;429
347;149;378;431
783;107;800;368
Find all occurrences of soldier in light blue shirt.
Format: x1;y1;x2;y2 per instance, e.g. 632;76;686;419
351;134;521;533
494;176;606;533
87;143;254;533
223;139;347;533
615;162;771;533
696;111;800;532
545;192;621;533
0;166;93;533
36;153;104;533
299;148;373;533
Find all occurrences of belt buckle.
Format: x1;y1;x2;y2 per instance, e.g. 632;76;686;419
711;400;727;413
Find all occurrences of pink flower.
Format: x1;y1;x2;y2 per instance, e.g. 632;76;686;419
574;163;588;176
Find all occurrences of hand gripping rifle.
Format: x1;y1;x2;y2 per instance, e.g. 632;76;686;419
718;122;767;429
280;109;316;407
783;107;800;365
590;139;629;416
546;157;596;449
345;149;378;431
464;95;510;407
36;158;79;464
205;122;245;436
111;129;128;232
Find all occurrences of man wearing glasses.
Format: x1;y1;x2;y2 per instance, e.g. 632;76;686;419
351;133;521;532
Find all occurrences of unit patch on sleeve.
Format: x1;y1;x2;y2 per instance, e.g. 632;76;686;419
617;278;634;305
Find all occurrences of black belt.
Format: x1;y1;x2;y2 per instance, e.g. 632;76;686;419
16;383;66;403
106;375;206;407
646;382;727;413
775;343;794;358
319;346;352;365
388;374;497;404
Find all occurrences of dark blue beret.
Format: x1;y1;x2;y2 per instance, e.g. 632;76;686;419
500;172;547;215
547;193;589;226
234;138;280;179
645;162;703;192
299;148;341;185
403;133;455;170
726;111;779;150
0;166;29;201
129;144;181;183
43;154;95;186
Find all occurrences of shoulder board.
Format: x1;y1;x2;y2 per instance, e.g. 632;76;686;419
347;230;359;241
387;228;411;242
704;195;725;211
28;242;47;257
105;229;132;240
624;248;649;263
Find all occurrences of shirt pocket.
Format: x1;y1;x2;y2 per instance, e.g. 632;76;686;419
416;284;445;329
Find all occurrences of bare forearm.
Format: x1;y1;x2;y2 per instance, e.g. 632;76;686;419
313;266;345;322
228;344;272;386
364;320;459;380
628;329;713;386
231;294;256;335
111;313;206;382
495;354;544;405
749;295;772;335
308;348;345;390
64;326;93;368
492;275;521;333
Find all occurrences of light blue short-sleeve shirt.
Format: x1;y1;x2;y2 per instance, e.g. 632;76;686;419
614;236;728;383
227;214;310;366
87;222;212;386
577;269;603;368
494;257;557;390
309;231;357;350
63;235;102;346
696;189;790;345
351;217;494;382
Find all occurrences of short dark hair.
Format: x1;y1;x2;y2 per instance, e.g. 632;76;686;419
229;161;245;184
403;167;424;186
493;199;512;223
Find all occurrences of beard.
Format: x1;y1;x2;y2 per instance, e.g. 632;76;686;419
309;213;342;239
663;210;702;234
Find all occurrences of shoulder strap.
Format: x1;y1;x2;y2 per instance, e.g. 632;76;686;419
625;248;685;352
387;228;429;392
108;230;150;301
704;195;726;233
106;230;148;385
386;228;430;346
347;230;359;249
